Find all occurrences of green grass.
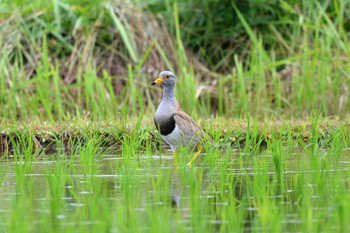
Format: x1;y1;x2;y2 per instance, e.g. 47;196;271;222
0;0;349;120
0;117;349;232
0;0;350;232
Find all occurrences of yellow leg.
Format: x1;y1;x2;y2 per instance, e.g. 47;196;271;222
186;144;203;167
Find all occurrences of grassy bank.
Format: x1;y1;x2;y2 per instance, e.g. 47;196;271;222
1;116;349;154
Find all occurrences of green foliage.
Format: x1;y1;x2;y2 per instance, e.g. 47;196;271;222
0;0;349;120
0;2;349;232
145;0;297;71
0;120;349;232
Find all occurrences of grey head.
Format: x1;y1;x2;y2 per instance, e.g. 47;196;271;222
151;71;176;87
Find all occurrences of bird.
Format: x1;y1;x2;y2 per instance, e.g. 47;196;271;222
151;71;212;167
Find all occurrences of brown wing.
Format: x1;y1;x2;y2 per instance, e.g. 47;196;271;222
173;110;213;144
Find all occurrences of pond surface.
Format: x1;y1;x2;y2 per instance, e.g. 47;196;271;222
0;147;349;232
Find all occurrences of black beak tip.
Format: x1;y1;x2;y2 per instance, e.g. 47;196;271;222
151;82;156;86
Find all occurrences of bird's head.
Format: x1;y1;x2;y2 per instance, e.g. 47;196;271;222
151;71;176;87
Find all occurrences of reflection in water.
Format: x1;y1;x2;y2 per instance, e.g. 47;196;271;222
171;173;180;208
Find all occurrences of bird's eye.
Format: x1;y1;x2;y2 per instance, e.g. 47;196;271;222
165;75;169;79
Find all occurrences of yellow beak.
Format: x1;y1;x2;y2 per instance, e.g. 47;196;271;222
151;77;163;86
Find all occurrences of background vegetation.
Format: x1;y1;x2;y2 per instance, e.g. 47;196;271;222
0;0;349;121
0;1;350;233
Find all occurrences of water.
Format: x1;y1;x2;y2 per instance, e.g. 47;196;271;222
0;147;349;232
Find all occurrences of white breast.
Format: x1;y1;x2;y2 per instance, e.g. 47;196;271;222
161;124;186;152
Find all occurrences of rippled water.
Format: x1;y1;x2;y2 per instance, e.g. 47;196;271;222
0;147;349;232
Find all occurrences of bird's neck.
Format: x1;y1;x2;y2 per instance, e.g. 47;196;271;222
162;85;177;103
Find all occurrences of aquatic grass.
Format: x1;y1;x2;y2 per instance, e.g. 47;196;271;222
243;117;265;154
143;168;174;232
45;157;69;232
6;133;41;233
0;118;349;232
10;132;40;177
68;176;111;233
120;121;150;168
290;130;350;232
178;166;215;232
204;150;246;232
269;136;286;184
39;131;116;232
